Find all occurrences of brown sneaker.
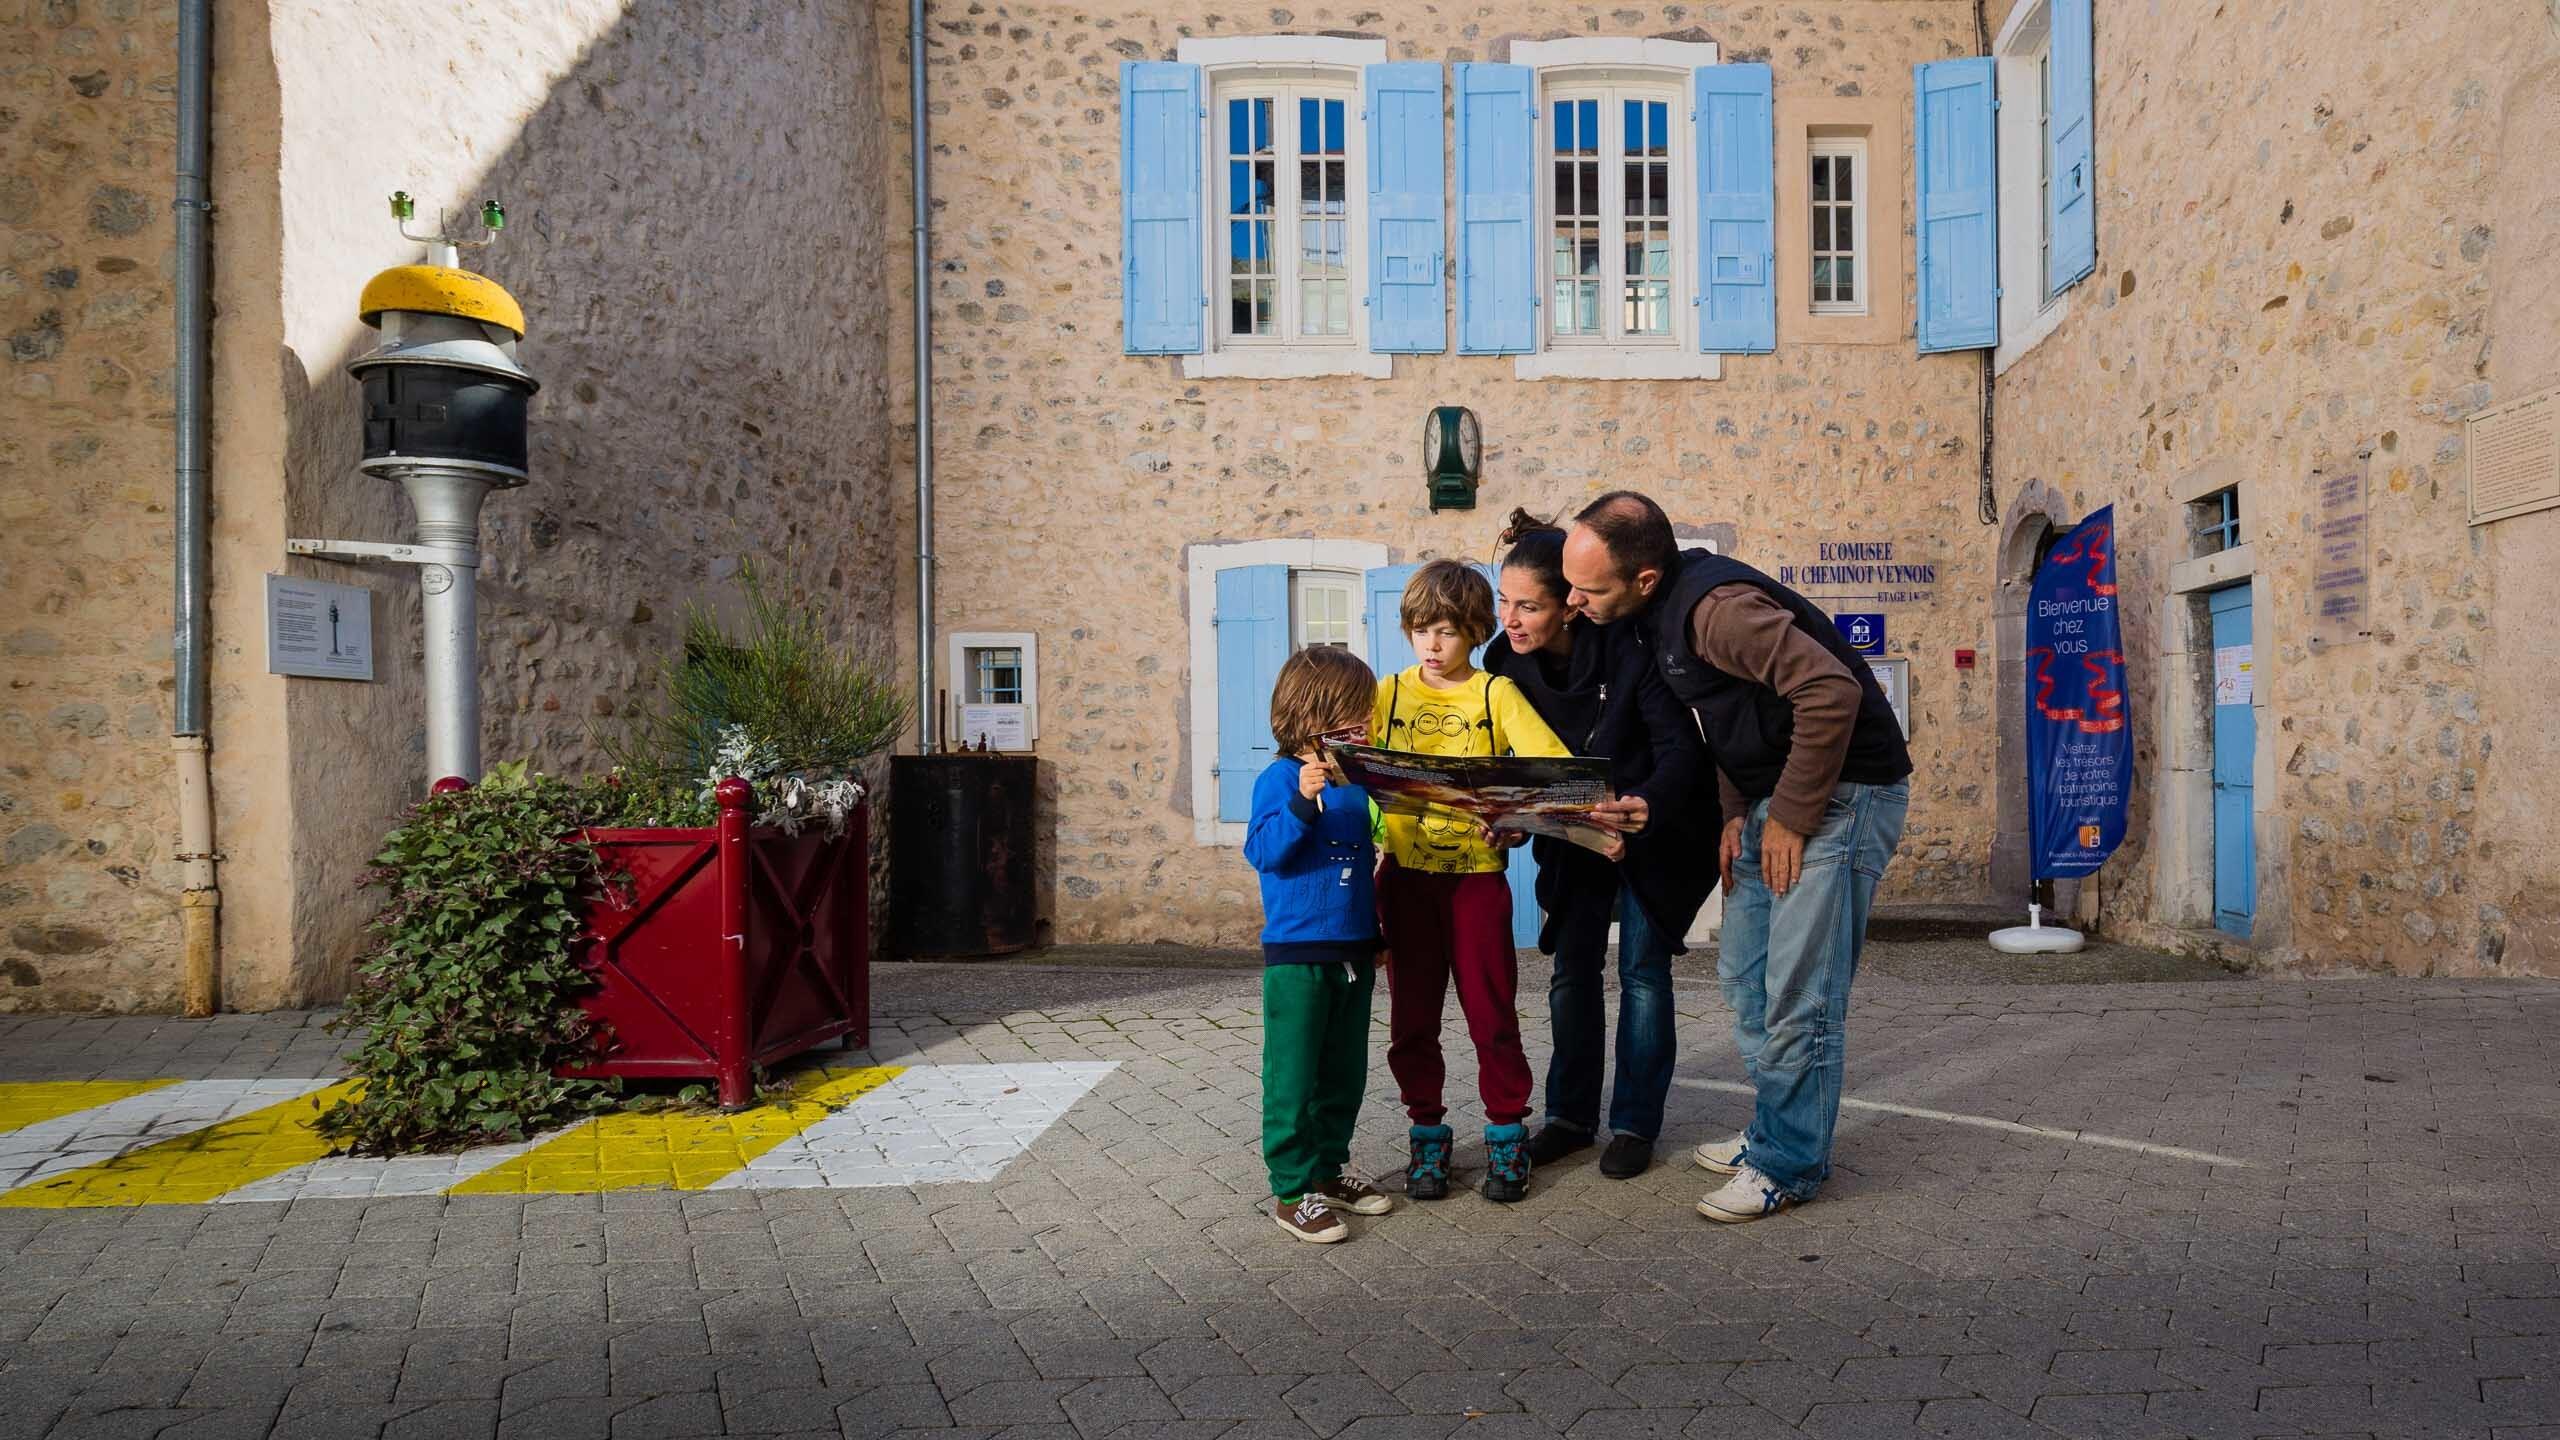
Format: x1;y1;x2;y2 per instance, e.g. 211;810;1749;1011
1311;1171;1393;1216
1273;1192;1349;1243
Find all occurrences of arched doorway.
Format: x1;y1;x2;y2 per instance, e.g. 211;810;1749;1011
1990;488;2070;908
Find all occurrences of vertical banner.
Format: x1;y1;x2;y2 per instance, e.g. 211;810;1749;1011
2026;507;2131;878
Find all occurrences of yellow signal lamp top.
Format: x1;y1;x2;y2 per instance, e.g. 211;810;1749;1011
356;264;526;338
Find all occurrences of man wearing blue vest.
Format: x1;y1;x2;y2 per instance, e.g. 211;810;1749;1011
1564;491;1911;1223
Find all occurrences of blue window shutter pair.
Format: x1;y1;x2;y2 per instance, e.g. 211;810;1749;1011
1213;566;1291;821
1367;63;1447;353
1913;0;2095;352
1696;63;1775;354
1122;63;1205;355
1123;62;1448;355
1914;57;1999;353
2047;0;2097;291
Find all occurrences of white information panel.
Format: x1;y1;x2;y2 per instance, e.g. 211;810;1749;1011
266;574;374;681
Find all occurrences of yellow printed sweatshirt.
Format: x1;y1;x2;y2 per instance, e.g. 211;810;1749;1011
1370;667;1572;874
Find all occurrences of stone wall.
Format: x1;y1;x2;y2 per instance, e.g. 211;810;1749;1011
0;0;185;1012
4;0;902;1011
1987;0;2560;974
879;1;1995;946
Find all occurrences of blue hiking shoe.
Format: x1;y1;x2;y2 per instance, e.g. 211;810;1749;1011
1481;1122;1530;1203
1406;1124;1453;1200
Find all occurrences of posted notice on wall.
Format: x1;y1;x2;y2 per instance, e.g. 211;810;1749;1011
2213;644;2254;708
266;575;374;681
957;703;1029;752
2311;463;2372;650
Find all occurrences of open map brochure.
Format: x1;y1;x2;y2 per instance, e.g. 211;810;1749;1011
1323;744;1621;856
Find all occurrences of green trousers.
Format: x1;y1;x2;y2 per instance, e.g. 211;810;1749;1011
1262;960;1376;1201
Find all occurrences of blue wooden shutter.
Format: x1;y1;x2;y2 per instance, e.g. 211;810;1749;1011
1363;565;1422;677
1454;64;1537;355
1214;565;1290;822
1122;62;1204;355
1695;63;1775;354
2047;0;2096;293
1366;63;1447;354
1914;58;1999;353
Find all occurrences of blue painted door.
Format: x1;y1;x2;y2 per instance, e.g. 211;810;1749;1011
1361;564;1541;948
2209;586;2254;937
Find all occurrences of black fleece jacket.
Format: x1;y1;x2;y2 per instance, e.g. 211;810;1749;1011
1480;618;1722;952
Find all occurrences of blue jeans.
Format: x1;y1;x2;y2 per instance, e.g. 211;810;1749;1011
1719;780;1909;1201
1543;883;1677;1140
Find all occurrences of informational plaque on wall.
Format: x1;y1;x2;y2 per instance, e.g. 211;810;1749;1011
266;574;375;680
2468;386;2560;526
2310;463;2372;651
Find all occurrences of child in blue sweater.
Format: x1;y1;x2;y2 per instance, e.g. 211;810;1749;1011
1244;645;1394;1244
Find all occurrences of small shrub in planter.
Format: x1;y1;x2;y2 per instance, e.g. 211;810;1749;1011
317;765;710;1155
324;566;907;1153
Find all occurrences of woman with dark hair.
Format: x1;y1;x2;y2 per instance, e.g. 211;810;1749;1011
1479;509;1721;1178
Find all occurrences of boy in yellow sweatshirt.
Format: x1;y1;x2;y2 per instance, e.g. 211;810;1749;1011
1373;560;1571;1203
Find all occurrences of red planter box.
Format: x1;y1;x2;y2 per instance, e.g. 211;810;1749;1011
561;778;870;1108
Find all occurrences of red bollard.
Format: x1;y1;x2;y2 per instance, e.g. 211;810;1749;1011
712;776;754;1111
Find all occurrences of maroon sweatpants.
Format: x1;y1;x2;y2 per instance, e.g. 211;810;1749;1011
1379;861;1532;1126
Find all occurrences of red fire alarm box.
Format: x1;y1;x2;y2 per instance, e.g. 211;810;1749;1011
1954;649;1977;670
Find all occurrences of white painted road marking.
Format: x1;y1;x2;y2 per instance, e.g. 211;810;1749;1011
1672;1076;2256;1168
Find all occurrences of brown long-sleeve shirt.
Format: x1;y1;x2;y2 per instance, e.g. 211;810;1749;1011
1688;583;1863;836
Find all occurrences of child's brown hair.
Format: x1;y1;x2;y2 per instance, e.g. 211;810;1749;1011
1270;645;1377;758
1399;558;1496;648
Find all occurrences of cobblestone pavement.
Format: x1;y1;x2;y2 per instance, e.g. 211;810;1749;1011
2;961;2557;1439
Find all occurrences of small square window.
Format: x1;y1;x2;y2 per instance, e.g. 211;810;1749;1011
2192;487;2242;556
966;647;1024;706
1291;571;1355;650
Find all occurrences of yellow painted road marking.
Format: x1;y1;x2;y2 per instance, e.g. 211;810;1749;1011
0;1082;361;1208
449;1066;904;1195
0;1080;176;1136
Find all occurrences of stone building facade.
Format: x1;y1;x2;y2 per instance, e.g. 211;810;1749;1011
6;0;2557;1011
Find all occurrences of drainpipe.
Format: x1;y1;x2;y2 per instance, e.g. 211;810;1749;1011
1973;0;1998;527
909;0;937;752
172;0;219;1015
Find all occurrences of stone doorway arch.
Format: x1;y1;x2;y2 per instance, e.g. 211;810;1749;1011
1990;483;2073;909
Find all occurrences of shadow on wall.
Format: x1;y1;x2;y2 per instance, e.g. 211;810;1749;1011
266;0;904;999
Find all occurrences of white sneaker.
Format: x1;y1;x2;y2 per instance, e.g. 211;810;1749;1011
1696;1164;1796;1224
1692;1131;1751;1175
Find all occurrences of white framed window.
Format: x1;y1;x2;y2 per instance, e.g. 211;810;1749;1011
1993;0;2070;374
1186;538;1390;844
1543;88;1677;345
1291;571;1356;650
1218;86;1354;346
945;631;1039;750
1178;36;1391;380
1808;137;1868;316
1511;38;1721;381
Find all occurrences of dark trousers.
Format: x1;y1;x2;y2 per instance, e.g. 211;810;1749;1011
1379;862;1532;1127
1542;881;1678;1140
1261;959;1375;1200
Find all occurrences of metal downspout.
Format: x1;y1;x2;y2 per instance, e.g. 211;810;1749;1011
172;0;219;1015
910;0;937;752
1974;0;1998;528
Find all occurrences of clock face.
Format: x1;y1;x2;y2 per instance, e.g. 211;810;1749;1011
1457;410;1482;472
1422;411;1443;474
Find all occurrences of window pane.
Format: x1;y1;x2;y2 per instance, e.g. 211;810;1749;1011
1812;154;1832;203
1835;153;1852;195
1618;102;1671;337
1836;255;1855;304
1227;98;1276;337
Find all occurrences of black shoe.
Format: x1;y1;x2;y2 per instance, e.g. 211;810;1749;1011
1598;1135;1655;1179
1524;1124;1593;1167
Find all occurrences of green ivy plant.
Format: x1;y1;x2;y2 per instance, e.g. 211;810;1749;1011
315;763;712;1155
